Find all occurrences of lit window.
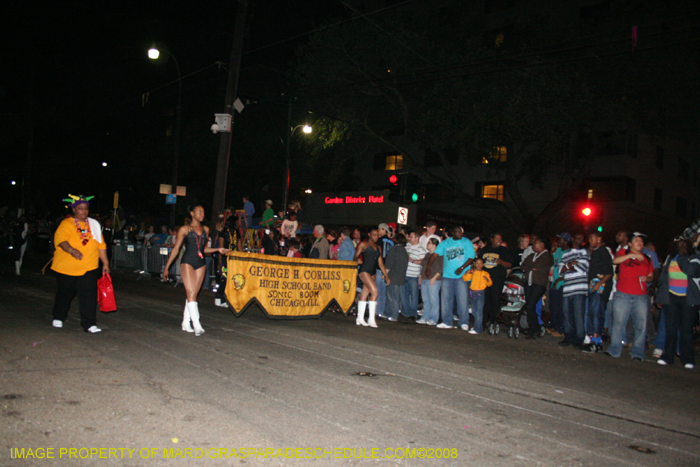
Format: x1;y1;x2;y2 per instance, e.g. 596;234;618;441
482;146;507;164
385;155;404;171
588;189;593;199
482;184;505;201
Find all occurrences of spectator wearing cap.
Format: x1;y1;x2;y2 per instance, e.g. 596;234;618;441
606;232;654;361
549;233;571;336
260;200;275;230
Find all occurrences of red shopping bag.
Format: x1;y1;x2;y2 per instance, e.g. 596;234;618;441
97;273;117;312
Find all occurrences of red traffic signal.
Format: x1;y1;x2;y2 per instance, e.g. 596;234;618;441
582;207;592;217
389;174;398;185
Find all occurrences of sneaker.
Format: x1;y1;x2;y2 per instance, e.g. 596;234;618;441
468;329;478;335
583;335;591;345
85;325;102;334
425;320;437;326
632;356;643;362
460;324;470;331
416;318;428;325
685;364;695;370
657;359;668;366
581;343;598;353
436;323;453;329
652;348;663;358
52;320;63;328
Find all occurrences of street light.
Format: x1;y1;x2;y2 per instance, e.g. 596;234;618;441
283;116;312;214
148;43;182;226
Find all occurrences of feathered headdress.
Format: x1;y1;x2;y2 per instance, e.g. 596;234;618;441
63;194;94;209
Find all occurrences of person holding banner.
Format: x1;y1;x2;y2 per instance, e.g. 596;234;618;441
354;229;391;328
163;205;230;336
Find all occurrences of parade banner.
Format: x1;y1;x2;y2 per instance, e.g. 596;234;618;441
224;252;357;319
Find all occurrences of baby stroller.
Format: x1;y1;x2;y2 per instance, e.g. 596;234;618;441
489;269;547;339
489;269;526;338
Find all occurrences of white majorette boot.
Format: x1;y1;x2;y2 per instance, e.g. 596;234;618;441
367;301;378;328
214;298;228;308
356;301;368;326
187;301;205;336
182;300;194;333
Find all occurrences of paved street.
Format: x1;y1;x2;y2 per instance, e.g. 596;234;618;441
1;262;699;466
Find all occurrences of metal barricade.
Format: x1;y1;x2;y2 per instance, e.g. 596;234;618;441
112;243;141;269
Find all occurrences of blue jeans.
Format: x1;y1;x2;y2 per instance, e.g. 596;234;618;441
376;270;386;316
440;278;468;327
608;292;648;359
470;289;485;333
420;279;441;324
586;292;607;337
562;293;586;345
401;276;419;317
385;283;402;320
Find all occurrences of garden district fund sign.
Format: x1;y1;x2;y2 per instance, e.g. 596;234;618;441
224;252;357;318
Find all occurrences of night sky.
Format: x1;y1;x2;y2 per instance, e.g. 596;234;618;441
1;1;347;220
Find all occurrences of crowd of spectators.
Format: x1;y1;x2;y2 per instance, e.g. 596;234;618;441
254;205;699;369
4;198;699;368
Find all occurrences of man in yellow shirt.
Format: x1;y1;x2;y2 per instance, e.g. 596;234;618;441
51;195;110;333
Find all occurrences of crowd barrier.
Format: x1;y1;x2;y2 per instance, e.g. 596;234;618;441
112;243;182;279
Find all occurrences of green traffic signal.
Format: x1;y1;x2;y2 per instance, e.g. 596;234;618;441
411;193;418;203
597;225;603;232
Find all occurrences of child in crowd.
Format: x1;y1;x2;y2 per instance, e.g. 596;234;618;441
463;257;492;334
287;239;302;258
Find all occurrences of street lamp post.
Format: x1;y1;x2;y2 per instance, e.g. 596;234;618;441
148;45;182;227
283;95;312;216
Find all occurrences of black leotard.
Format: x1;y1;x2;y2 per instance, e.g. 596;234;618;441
358;244;380;274
181;227;207;269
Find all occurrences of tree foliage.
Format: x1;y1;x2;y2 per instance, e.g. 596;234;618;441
293;0;696;231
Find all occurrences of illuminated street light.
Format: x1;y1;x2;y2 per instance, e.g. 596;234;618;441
148;43;182;226
283;119;312;213
102;162;108;167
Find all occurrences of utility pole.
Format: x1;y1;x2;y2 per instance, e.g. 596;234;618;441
211;0;248;228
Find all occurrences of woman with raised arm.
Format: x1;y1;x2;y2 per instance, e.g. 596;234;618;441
163;205;230;336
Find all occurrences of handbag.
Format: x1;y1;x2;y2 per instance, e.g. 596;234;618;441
97;273;117;312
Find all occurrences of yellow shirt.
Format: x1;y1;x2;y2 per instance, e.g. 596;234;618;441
463;269;493;291
51;217;105;276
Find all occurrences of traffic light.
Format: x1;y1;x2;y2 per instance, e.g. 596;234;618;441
582;207;592;217
388;174;400;202
404;173;422;204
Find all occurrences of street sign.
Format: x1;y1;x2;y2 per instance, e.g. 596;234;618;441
166;194;177;204
397;206;408;225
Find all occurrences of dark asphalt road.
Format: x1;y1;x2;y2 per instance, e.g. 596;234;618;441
1;259;699;466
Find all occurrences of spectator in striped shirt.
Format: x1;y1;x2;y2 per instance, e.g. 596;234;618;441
402;229;428;321
558;233;589;348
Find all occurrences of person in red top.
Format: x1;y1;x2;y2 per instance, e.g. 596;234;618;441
605;232;654;360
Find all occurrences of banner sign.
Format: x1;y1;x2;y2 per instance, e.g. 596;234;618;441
224;252;357;319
